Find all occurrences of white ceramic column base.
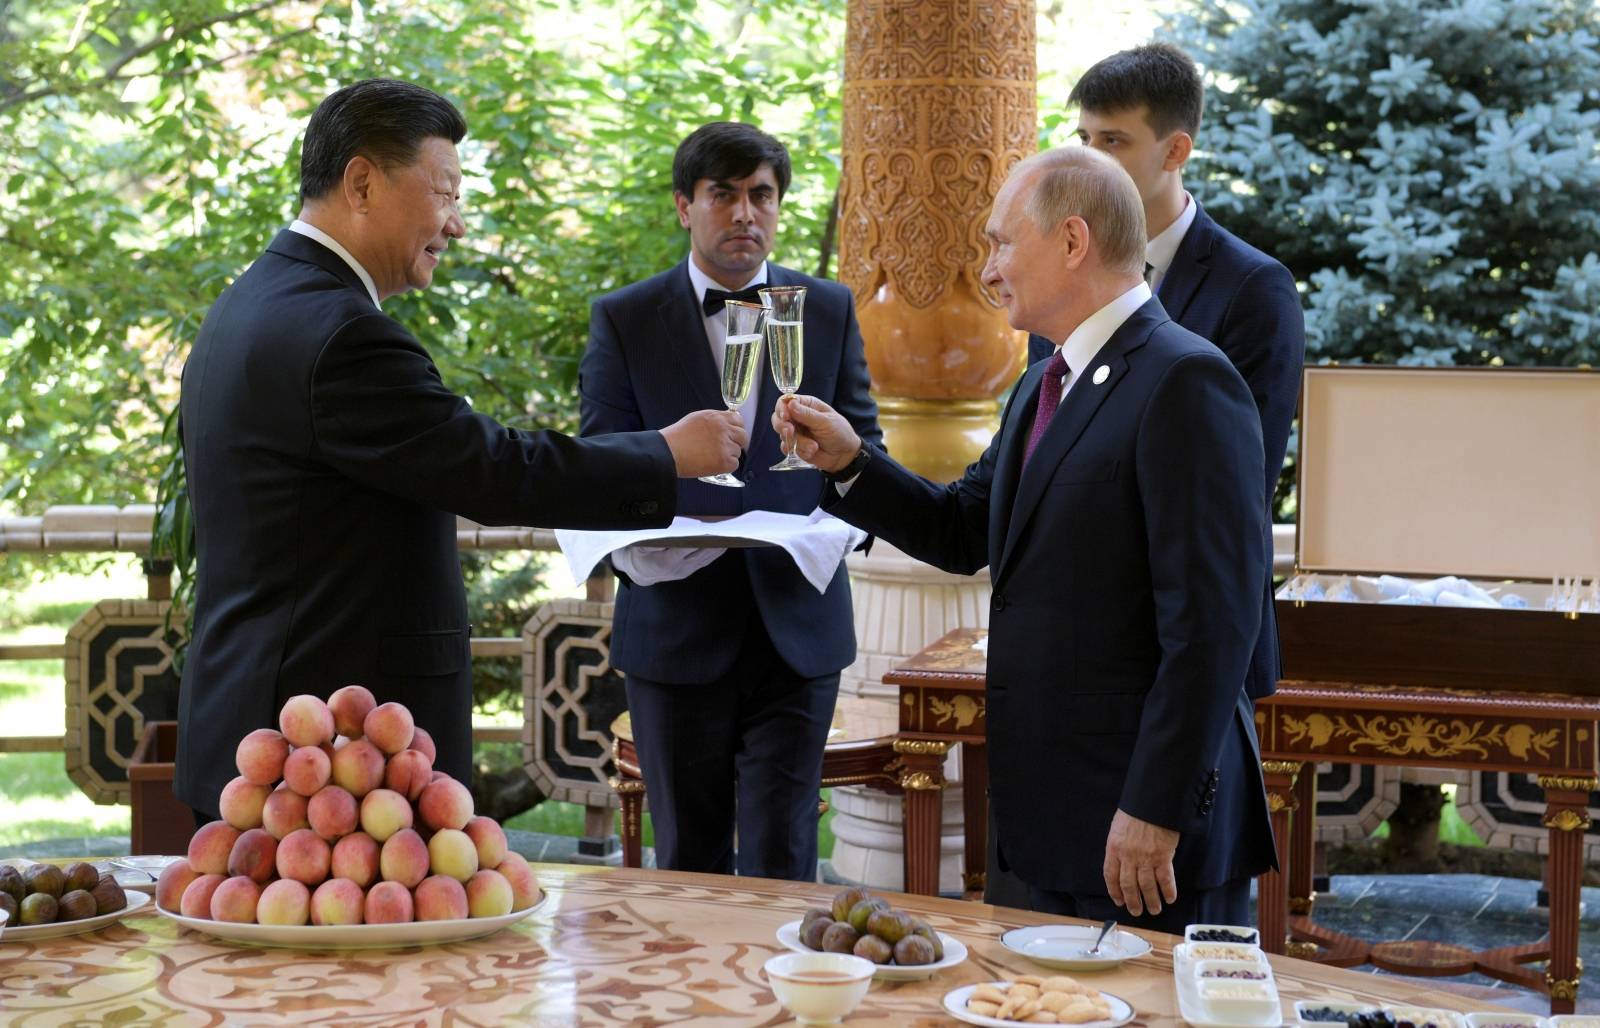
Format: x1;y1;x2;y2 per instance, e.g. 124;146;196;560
828;541;991;893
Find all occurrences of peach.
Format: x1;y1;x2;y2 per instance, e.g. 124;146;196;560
413;874;468;921
363;880;415;924
187;820;242;876
218;776;271;830
330;738;385;798
463;816;508;870
179;873;226;919
310;877;365;926
417;778;474;832
307;784;359;840
275;828;332;886
494;851;542;912
427;828;479;882
379;828;430;889
262;788;311;839
410;725;437;763
358;788;414;842
282;745;332;797
227;828;279;883
330;831;381;888
256;878;311;926
383;749;433;801
464;869;513;919
328;684;377;738
209;875;262;923
363;701;416;755
235;727;290;785
155;858;201;913
278;694;335;748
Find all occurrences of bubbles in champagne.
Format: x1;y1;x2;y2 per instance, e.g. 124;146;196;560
767;320;804;392
721;333;762;407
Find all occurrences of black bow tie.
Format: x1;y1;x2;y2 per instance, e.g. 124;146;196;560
702;286;766;316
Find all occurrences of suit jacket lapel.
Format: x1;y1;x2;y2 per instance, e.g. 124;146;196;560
989;362;1044;572
995;302;1165;581
266;230;372;300
655;261;725;413
1156;201;1216;322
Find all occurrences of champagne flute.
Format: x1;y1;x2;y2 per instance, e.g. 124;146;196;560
761;285;814;471
699;298;768;488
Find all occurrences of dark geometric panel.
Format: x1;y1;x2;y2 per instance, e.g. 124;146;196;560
523;599;625;809
1458;772;1600;858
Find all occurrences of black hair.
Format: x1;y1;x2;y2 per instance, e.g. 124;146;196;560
671;122;792;200
1068;43;1204;139
299;78;468;204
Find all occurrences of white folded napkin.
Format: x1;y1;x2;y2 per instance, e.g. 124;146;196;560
556;509;867;595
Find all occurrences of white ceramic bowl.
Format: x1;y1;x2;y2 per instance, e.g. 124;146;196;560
1465;1014;1547;1028
1196;977;1279;1023
764;951;875;1025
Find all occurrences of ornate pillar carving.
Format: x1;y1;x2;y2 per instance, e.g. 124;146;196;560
840;0;1036;482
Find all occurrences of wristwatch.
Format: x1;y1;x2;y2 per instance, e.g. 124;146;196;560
824;443;872;484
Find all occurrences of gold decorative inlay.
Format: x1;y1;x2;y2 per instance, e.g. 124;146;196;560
1546;970;1581;1002
928;694;983;730
899;770;944;791
1286;941;1319;959
894;739;951;757
1537;775;1599;793
963;871;987;892
1289;894;1316;916
1281;712;1558;760
1261;760;1303;777
1543;809;1592;832
608;776;646;795
1267;792;1298;814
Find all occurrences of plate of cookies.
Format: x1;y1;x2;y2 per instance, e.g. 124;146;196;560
944;973;1135;1026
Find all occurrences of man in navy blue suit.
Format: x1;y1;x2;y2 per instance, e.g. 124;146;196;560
579;122;881;880
778;147;1275;929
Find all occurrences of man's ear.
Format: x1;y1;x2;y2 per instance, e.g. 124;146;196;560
1059;215;1091;270
1163;131;1194;172
674;190;693;229
343;155;378;214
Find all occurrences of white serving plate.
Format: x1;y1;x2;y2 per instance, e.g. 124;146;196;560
1000;923;1154;971
943;982;1134;1028
1185;922;1262;947
1385;1007;1465;1028
775;919;967;981
1173;968;1283;1028
1465;1014;1548;1028
157;891;547;949
1295;999;1381;1025
98;855;186;895
3;889;151;942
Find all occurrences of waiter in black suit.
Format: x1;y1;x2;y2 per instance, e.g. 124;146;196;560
175;79;746;822
580;122;881;879
778;147;1276;929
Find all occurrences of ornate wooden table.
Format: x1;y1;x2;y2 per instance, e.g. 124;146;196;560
0;864;1509;1024
1255;681;1600;1014
882;627;991;897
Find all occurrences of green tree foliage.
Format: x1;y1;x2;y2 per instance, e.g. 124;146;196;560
1169;0;1600;367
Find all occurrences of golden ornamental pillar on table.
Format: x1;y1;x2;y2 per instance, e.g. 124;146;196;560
840;0;1037;481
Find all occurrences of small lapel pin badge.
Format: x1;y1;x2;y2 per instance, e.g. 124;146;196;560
1092;365;1110;385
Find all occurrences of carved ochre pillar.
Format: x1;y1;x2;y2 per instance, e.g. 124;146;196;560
840;0;1036;481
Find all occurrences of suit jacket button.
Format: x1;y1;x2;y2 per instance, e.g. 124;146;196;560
638;500;658;515
992;594;1006;612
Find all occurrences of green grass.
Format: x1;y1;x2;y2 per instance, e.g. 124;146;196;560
1369;784;1484;847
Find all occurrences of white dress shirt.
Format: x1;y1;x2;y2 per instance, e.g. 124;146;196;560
685;258;769;441
1143;192;1197;293
1047;281;1153;394
288;220;381;309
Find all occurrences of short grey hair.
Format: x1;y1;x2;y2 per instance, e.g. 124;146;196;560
1013;147;1147;277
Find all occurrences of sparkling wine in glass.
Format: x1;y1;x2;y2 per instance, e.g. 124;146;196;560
699;298;767;488
760;285;813;471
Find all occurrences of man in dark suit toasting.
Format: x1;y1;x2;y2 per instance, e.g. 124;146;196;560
176;79;746;823
777;147;1275;928
580;122;880;880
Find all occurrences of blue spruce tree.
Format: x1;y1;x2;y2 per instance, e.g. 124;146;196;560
1169;0;1600;367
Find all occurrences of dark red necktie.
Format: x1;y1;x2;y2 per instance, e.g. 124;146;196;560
1022;352;1070;467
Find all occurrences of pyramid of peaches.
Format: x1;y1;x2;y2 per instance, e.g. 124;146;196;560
156;686;542;927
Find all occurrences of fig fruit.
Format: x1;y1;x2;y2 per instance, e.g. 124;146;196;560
847;897;888;934
63;861;100;893
893;934;937;965
820;921;860;954
0;866;23;902
853;933;893;964
90;875;127;915
830;886;868;923
866;908;913;944
799;916;833;950
24;863;66;898
801;906;832;927
0;892;17;923
20;892;58;925
57;889;97;922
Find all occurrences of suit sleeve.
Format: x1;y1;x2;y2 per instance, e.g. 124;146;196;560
310;313;677;529
1118;353;1267;830
1217;262;1305;501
